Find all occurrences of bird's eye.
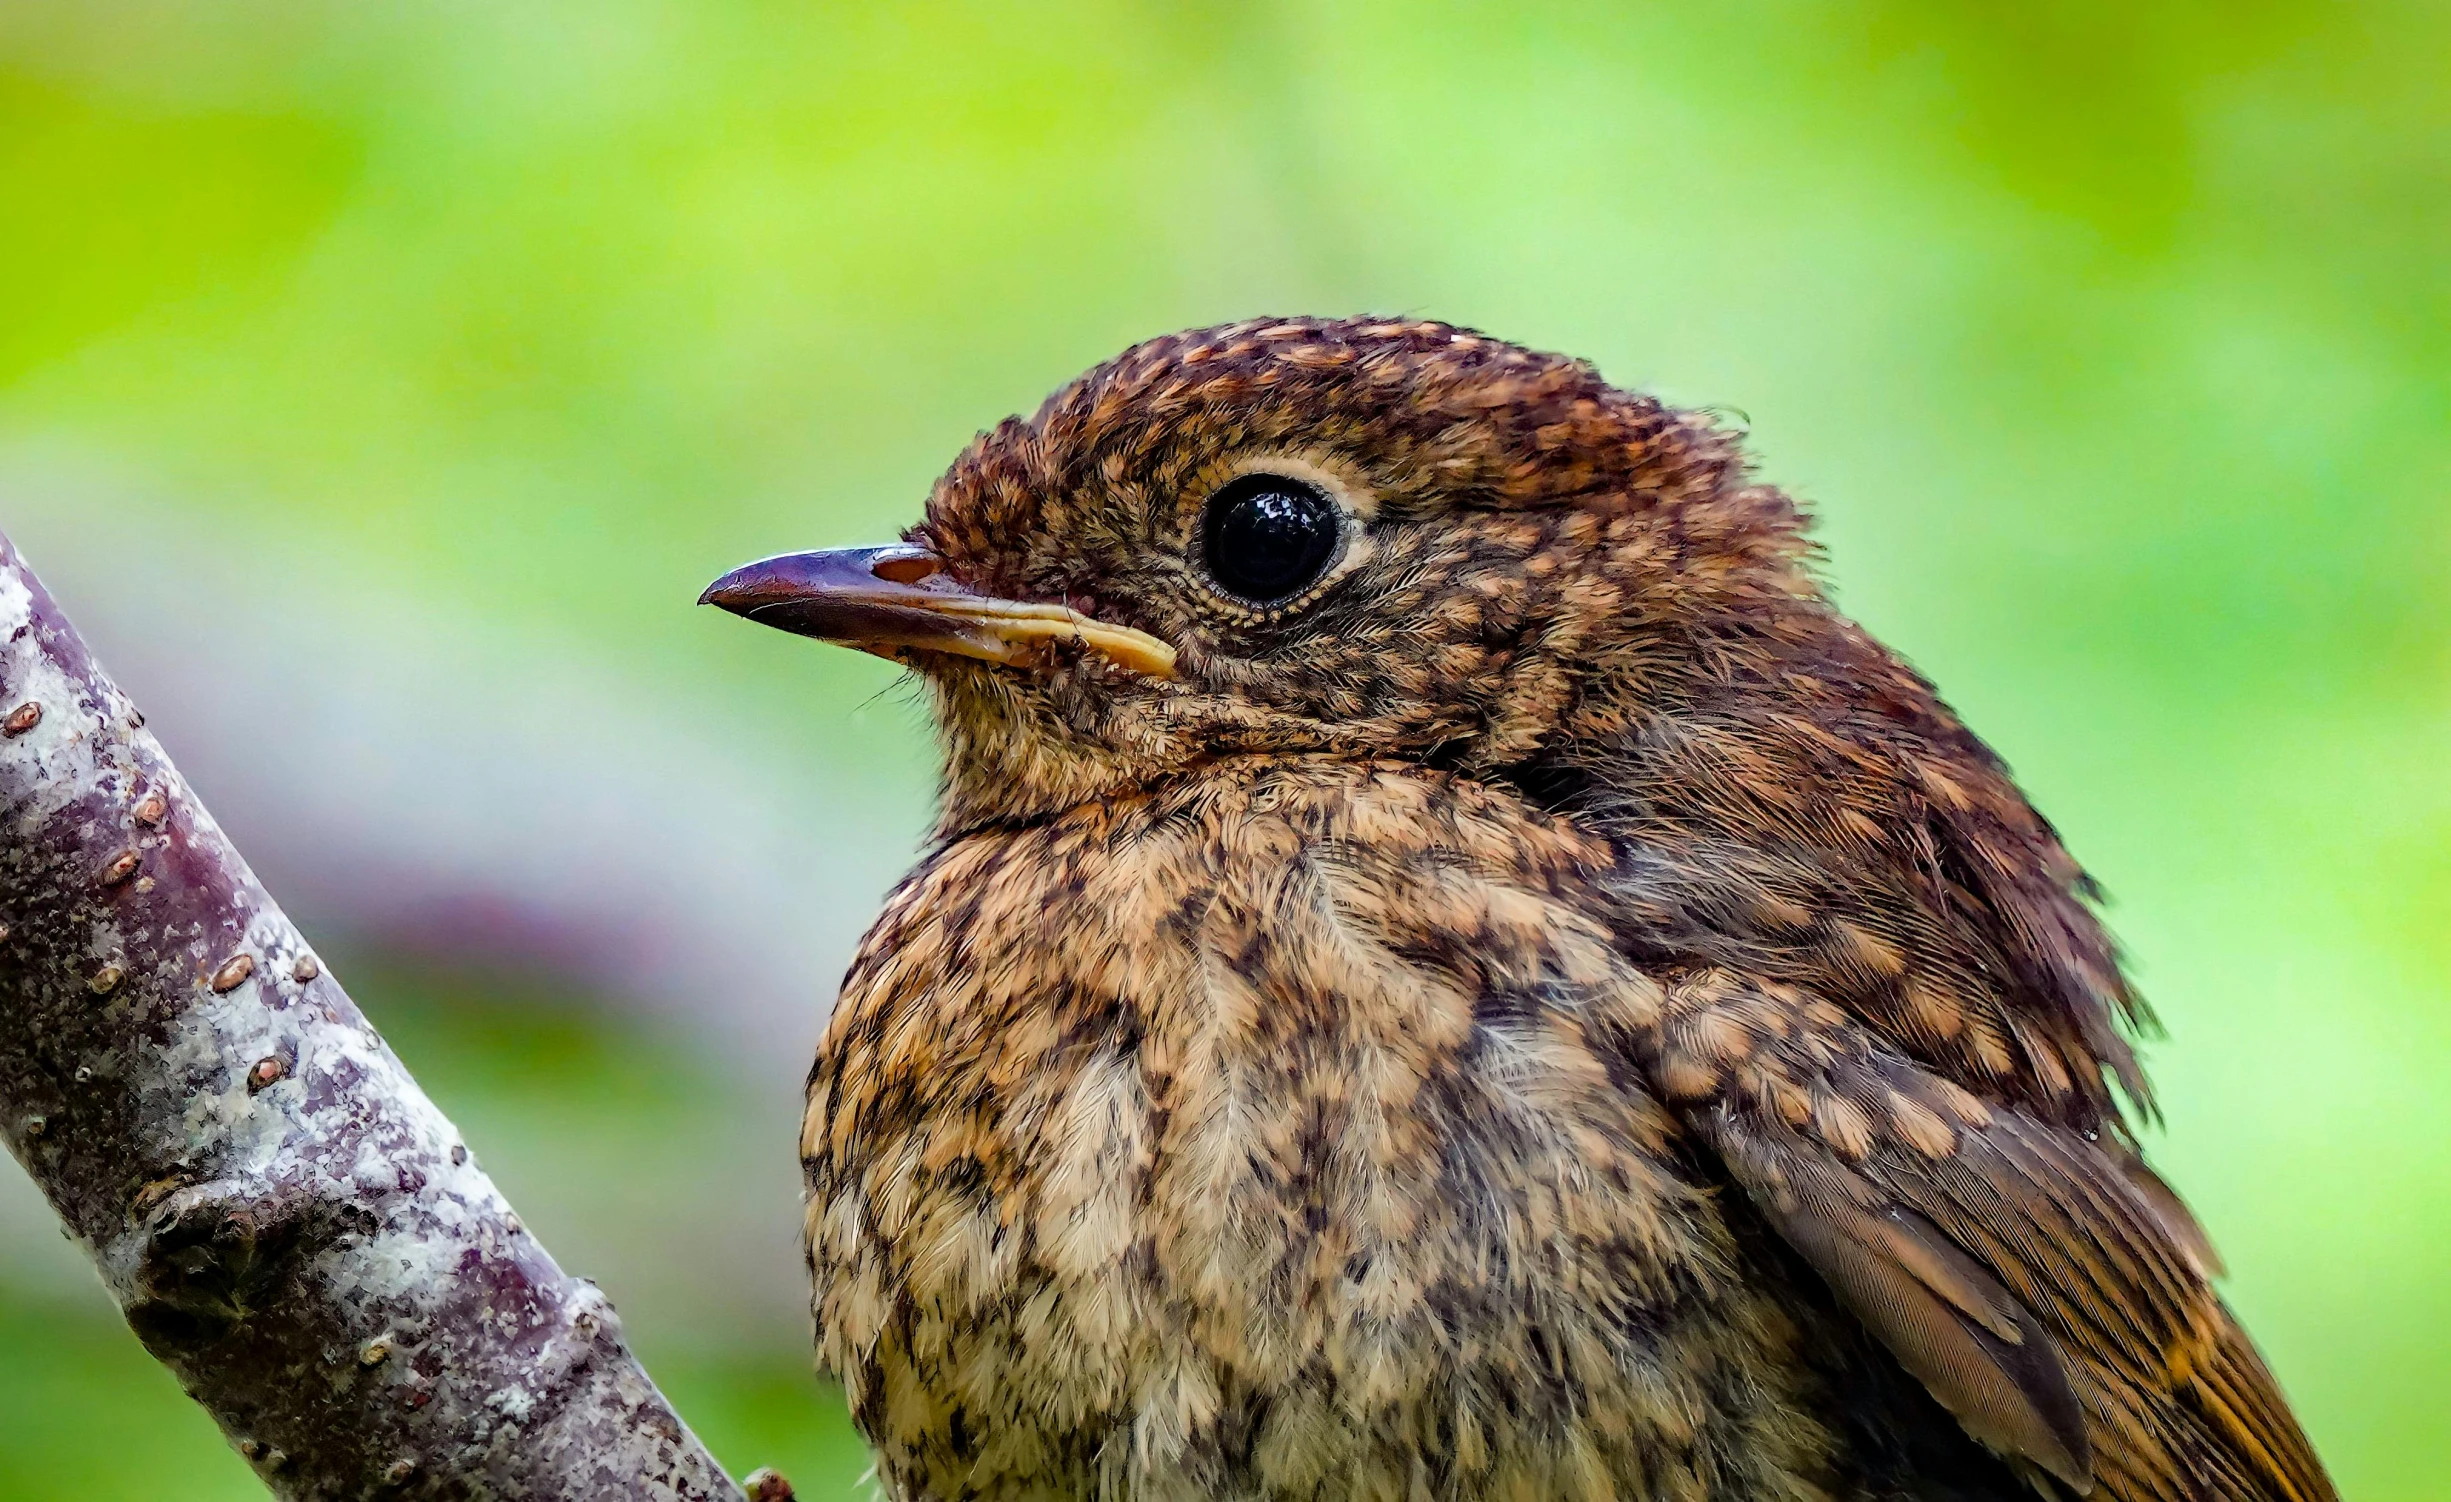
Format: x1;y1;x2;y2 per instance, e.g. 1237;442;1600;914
1198;474;1344;606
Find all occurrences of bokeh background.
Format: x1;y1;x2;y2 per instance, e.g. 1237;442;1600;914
1;2;2444;1495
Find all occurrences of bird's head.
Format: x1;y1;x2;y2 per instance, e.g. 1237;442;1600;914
705;317;1822;834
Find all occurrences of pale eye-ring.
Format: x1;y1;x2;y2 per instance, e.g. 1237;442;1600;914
1198;473;1343;605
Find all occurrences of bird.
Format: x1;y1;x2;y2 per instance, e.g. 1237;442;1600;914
703;317;2335;1502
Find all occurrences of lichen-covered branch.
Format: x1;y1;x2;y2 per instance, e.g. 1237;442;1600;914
0;529;755;1501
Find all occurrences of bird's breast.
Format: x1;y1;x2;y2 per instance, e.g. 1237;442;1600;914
803;760;1813;1500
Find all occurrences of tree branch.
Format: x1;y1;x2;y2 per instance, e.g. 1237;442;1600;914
0;530;760;1500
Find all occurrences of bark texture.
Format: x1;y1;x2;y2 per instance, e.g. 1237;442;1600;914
0;530;750;1501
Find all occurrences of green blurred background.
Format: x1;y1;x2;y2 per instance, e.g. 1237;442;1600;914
1;1;2444;1495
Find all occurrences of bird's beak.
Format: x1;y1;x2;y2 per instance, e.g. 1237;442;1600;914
699;545;1178;680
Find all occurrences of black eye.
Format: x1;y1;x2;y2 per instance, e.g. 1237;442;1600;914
1198;474;1344;605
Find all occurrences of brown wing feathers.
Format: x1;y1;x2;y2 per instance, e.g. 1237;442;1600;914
1641;970;2333;1501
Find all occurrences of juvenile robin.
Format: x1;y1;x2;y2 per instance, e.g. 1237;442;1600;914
705;318;2333;1501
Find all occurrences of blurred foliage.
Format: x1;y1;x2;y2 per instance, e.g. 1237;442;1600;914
0;1;2445;1497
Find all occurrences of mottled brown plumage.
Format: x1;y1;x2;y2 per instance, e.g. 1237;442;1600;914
708;317;2333;1501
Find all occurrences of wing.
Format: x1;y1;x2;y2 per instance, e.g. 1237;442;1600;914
1630;968;2333;1501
